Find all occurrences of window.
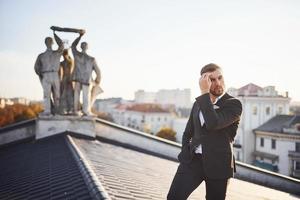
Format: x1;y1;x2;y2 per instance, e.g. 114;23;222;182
266;107;270;115
252;106;257;115
295;161;300;170
141;115;145;123
296;143;300;152
260;138;264;147
277;107;283;114
271;139;276;149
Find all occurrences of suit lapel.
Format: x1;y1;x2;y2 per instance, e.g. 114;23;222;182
215;93;230;107
193;102;202;130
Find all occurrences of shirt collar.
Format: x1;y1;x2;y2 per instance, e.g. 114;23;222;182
212;92;225;105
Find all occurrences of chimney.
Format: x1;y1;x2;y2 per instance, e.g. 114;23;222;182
285;91;289;98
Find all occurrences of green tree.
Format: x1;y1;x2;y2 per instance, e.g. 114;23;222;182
156;127;176;142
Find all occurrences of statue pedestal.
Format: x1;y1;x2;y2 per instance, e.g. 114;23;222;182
36;115;96;139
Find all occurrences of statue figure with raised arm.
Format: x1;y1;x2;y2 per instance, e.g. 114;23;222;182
71;31;102;116
59;49;74;114
34;27;64;116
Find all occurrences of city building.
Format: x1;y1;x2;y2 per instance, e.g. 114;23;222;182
134;90;156;104
112;103;175;135
10;97;30;105
93;97;124;114
134;88;192;108
0;98;6;108
253;115;300;179
0;98;13;108
227;83;291;163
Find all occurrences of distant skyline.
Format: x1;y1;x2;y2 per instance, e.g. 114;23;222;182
0;0;300;101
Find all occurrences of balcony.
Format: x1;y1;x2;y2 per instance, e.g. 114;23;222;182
253;150;278;161
253;160;278;172
288;151;300;159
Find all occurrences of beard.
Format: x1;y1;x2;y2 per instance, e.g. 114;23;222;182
210;86;224;97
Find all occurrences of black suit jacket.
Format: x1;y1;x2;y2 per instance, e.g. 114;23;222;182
178;93;242;179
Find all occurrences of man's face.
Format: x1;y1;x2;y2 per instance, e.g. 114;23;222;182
208;69;225;97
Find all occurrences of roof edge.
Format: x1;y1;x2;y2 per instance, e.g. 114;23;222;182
65;134;111;200
0;118;36;134
95;118;181;147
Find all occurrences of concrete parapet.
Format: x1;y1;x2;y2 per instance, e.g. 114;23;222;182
0;119;35;146
36;115;97;139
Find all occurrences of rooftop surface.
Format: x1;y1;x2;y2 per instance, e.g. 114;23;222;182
0;132;299;200
72;136;299;200
0;135;92;200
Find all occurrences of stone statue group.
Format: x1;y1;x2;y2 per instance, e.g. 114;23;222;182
34;26;102;116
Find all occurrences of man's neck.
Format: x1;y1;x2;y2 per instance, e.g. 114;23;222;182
210;93;225;104
210;94;217;103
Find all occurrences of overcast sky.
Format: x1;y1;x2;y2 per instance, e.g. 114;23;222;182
1;0;300;102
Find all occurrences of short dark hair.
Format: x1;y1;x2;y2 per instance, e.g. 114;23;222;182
200;63;222;75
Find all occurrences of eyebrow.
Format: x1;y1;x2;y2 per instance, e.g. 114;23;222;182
210;75;223;80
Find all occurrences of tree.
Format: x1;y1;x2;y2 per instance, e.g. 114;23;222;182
156;127;176;142
0;103;43;127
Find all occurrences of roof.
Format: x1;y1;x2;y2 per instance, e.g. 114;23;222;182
0;135;92;200
70;136;299;200
238;83;263;96
126;104;169;113
287;115;300;127
1;120;299;199
253;150;279;161
254;115;300;134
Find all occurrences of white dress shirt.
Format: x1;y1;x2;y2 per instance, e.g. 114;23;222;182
195;93;224;154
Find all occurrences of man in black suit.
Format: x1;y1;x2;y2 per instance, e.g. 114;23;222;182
167;63;242;200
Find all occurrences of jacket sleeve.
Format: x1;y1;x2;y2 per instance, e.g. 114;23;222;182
181;103;195;148
196;93;242;131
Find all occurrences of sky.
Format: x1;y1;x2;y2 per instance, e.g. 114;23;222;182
0;0;300;102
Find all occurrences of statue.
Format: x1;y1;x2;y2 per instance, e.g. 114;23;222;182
71;31;102;116
59;49;74;114
34;28;64;116
35;26;103;117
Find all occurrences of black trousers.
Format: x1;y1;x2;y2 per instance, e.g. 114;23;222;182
167;154;229;200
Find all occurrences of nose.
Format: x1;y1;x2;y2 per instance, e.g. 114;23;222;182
215;79;221;85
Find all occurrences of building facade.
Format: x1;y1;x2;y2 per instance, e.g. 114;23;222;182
254;115;300;178
134;89;192;108
0;98;21;108
112;103;175;135
228;83;291;163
